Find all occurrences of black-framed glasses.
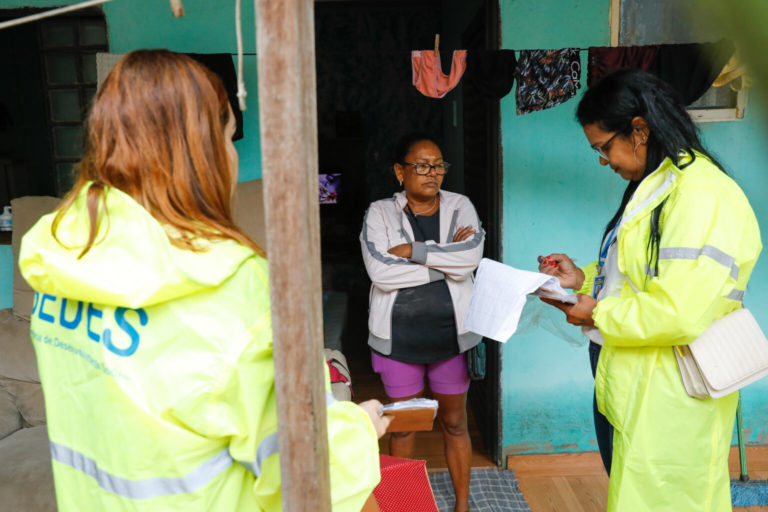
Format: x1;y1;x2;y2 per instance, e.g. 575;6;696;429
401;162;451;175
591;132;620;160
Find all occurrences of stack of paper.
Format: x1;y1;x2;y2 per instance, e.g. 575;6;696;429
464;258;578;343
381;398;438;432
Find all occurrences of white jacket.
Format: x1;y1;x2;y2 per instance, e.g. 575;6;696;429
360;190;484;355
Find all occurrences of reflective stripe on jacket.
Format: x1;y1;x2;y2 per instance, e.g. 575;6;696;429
592;152;761;511
19;184;380;511
360;189;485;354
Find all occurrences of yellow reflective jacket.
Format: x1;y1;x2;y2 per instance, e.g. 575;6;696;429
587;152;761;511
19;185;380;512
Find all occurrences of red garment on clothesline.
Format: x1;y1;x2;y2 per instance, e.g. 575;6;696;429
412;50;467;98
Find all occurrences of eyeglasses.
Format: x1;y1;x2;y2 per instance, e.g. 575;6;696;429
401;162;451;175
591;132;620;160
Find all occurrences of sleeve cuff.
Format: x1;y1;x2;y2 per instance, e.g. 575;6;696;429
410;242;427;264
577;261;599;295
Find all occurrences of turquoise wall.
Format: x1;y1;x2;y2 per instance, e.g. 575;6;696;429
499;0;768;455
0;0;263;308
103;0;262;179
0;245;10;309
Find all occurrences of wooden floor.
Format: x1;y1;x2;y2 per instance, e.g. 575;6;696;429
508;447;768;512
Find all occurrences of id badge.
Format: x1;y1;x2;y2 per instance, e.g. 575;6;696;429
592;275;605;298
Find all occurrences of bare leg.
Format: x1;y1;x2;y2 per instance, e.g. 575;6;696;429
434;391;471;512
388;391;423;459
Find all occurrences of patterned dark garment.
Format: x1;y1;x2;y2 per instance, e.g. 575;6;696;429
515;48;581;115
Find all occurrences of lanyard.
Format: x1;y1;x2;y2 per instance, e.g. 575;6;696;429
593;221;620;299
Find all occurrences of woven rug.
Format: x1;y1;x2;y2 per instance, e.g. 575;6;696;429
428;468;532;512
732;480;768;507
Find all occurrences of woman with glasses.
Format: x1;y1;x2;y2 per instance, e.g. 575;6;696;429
538;68;761;511
360;132;485;512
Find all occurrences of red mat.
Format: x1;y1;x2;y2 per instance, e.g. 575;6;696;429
373;455;438;512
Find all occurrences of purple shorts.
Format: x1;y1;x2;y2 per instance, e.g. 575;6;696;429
371;352;470;398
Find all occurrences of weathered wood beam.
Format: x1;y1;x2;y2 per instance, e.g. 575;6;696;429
254;0;330;510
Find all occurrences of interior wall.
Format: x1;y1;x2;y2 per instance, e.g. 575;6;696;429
314;0;462;303
439;0;483;192
0;0;264;308
498;0;768;455
316;0;445;211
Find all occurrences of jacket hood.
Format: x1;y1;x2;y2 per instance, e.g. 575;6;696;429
19;184;256;309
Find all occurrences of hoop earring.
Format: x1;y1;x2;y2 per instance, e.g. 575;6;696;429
633;140;642;165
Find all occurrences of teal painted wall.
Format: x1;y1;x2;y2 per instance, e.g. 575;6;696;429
0;245;10;309
103;0;262;180
0;0;263;308
499;0;768;455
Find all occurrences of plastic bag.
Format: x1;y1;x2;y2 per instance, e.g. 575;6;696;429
515;296;587;347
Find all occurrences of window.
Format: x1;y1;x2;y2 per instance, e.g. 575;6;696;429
39;13;108;194
610;0;746;122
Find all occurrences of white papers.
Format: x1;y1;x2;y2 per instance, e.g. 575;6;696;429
464;258;578;343
381;398;438;412
379;398;438;418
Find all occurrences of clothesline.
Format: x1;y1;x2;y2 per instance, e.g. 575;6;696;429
412;41;735;115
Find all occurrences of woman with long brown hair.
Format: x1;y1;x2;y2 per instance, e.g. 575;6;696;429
20;50;387;512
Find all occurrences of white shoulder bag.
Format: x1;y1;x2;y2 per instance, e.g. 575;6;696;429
674;308;768;399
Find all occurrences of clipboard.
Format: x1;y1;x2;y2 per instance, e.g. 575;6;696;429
381;398;438;432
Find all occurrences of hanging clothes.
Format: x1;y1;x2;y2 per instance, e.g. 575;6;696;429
465;50;518;99
411;50;468;99
650;39;735;105
186;53;245;140
515;48;581;115
587;45;659;87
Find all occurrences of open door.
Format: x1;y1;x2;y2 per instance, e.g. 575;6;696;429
462;0;503;467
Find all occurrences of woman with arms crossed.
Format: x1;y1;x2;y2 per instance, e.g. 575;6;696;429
361;133;484;512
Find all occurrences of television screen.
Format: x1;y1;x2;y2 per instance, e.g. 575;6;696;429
319;173;341;204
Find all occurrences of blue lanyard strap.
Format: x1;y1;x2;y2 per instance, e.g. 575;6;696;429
593;221;620;299
598;221;620;270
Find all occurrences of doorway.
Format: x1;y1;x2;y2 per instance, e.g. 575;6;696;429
314;0;503;466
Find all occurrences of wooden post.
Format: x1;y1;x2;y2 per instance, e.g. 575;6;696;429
253;1;331;511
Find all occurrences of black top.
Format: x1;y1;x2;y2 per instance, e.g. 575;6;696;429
387;207;459;363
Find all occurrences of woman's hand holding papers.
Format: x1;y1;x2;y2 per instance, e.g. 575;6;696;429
541;293;597;328
538;253;585;290
538;253;595;327
358;399;392;439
